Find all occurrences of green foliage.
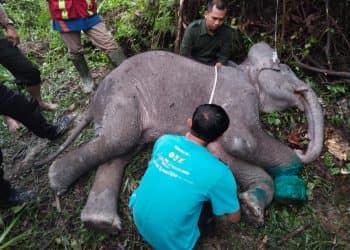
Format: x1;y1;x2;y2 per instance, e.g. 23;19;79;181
99;0;178;52
145;0;177;49
0;0;348;249
3;0;52;41
261;110;299;140
321;152;341;175
326;83;349;97
0;66;15;86
0;205;29;249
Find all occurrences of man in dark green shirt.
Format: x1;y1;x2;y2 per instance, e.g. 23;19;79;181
180;0;233;67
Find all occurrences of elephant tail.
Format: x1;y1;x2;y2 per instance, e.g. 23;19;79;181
35;112;93;166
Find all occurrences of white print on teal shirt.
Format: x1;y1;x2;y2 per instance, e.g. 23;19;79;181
168;151;185;164
174;145;190;156
155;154;193;184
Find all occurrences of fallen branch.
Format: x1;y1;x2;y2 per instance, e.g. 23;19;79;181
293;56;350;79
321;79;350;84
277;223;311;245
306;55;325;69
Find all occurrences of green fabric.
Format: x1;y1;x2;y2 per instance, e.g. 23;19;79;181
268;159;303;177
274;175;307;202
180;19;233;65
267;159;306;202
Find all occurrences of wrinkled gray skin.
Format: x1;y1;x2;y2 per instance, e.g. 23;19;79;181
45;42;323;233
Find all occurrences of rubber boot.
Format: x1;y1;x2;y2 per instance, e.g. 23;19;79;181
107;48;126;68
71;54;94;93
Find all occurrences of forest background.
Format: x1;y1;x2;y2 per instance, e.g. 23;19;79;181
0;0;349;249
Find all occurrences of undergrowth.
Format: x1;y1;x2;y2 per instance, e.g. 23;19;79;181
0;0;349;249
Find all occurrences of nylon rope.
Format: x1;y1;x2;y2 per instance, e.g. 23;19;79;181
273;0;279;63
208;65;218;104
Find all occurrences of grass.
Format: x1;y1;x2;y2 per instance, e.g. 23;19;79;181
1;0;349;249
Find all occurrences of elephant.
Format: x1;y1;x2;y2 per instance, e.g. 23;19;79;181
43;42;323;233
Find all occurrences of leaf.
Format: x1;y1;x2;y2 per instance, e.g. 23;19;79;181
288;132;301;145
325;128;350;161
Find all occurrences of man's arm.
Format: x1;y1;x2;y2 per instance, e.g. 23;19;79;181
208;165;241;223
226;209;241;223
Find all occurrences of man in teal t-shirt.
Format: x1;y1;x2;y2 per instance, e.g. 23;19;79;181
129;104;240;249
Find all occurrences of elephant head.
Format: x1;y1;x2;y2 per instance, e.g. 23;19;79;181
240;42;324;163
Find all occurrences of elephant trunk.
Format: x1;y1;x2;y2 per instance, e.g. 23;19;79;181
296;86;324;163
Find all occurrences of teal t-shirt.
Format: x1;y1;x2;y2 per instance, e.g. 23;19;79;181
129;134;239;250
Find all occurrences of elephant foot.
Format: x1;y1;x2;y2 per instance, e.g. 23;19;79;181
80;189;121;234
239;191;265;227
81;209;121;234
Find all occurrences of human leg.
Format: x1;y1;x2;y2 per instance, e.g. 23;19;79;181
0;39;57;111
85;22;126;67
0;84;71;140
26;84;57;111
4;116;21;132
0;149;35;208
59;31;94;93
0;150;12;202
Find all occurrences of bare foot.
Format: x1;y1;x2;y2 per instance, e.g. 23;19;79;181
5;116;21;132
39;102;58;111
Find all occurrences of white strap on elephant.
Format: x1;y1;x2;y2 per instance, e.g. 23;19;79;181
208;65;218;104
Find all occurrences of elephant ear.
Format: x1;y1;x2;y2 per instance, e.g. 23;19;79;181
245;42;280;90
244;42;303;112
247;42;276;70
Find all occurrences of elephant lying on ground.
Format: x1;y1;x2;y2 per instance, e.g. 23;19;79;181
43;42;323;232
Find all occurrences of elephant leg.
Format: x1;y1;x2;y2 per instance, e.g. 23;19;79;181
234;160;274;226
254;134;306;203
208;142;274;226
49;96;141;195
80;156;129;234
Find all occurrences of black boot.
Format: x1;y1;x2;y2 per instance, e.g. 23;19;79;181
49;114;74;141
71;54;94;93
0;189;36;208
107;48;126;67
0;149;36;208
0;168;12;203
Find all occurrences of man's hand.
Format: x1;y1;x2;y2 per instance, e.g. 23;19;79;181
6;25;20;46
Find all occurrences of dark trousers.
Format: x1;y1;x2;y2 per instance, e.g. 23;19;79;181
0;84;57;140
0;150;11;201
0;85;58;201
0;39;41;86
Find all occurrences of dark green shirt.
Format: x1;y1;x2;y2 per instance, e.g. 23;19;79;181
180;19;233;65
